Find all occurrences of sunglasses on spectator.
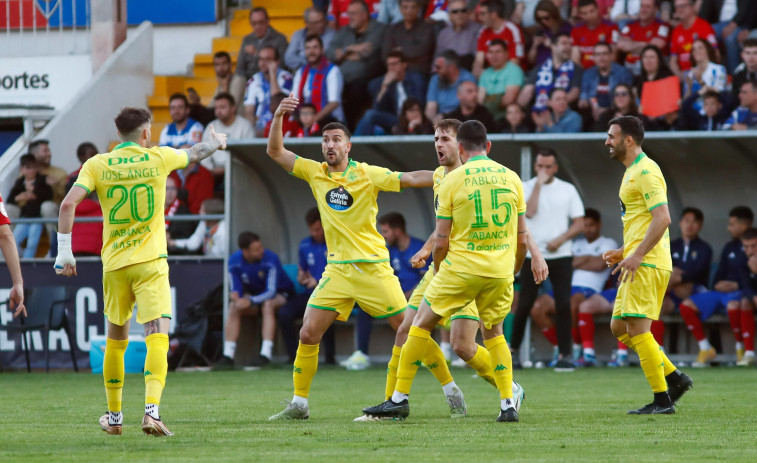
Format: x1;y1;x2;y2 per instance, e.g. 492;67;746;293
449;8;467;13
614;91;630;97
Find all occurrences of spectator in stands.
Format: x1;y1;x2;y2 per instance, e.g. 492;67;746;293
579;42;633;123
609;0;639;28
326;0;386;128
699;0;757;73
499;102;534;133
392;98;435;134
518;33;583;111
66;141;97;192
445;81;498;131
669;0;718;77
723;81;757;130
478;38;526;122
244;46;294;137
681;38;727;108
377;0;403;25
733;39;757;102
425;50;477;123
354;51;426;135
294;34;346;124
169;198;227;258
295;103;321;137
215;231;295;369
186;87;216;127
71;192;102;257
679;206;753;367
168;160;214;215
329;0;378;29
435;0;482;71
231;7;289;115
18;140;63;248
264;93;302;137
285;8;335;71
204;93;254;183
616;0;670;75
8;154;52;258
210;51;232;106
474;0;526;76
164;175;195;248
532;88;583;132
594;83;650;130
277;208;336;365
510;147;585;371
531;208;617;366
570;0;614;21
687;90;728;131
738;227;757;366
570;0;619;69
160;93;204;149
381;0;436;78
528;0;573;69
633;44;678;129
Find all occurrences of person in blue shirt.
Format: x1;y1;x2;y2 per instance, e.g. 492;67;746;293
214;231;294;369
277;208;336;364
723;81;757;130
679;206;753;367
379;212;426;297
738;227;757;366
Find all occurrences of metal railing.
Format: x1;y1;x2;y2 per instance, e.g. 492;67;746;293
3;0;91;54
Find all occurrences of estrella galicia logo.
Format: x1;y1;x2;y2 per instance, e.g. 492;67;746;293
619;198;626;217
326;187;353;211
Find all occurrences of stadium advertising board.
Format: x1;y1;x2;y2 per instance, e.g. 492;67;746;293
0;55;91;109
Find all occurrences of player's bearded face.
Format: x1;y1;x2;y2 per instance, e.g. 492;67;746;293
434;128;459;167
322;131;349;167
606;126;625;160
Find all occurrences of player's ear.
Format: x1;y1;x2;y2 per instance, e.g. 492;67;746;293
485;140;492;154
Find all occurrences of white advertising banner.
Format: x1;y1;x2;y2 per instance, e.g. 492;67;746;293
0;55;92;110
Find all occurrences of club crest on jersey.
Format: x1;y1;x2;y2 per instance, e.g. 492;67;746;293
326;187;353;211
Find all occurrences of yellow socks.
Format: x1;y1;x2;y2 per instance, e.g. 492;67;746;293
423;338;453;387
293;342;319;398
631;332;666;393
467;344;497;387
618;333;634;351
144;333;169;405
620;331;677;377
395;326;431;395
484;335;513;400
385;345;402;400
104;338;128;412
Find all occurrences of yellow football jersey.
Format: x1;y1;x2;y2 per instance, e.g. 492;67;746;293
432;166;445;214
74;142;189;272
291;156;402;263
618;153;672;271
436;155;526;278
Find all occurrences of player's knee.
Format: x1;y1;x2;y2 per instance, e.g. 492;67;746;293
298;325;321;345
609;319;626;338
451;339;475;360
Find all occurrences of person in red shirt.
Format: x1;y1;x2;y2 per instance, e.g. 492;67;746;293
168;163;214;215
669;0;718;77
0;194;26;319
71;193;103;256
328;0;378;29
473;0;525;77
617;0;669;75
570;0;619;69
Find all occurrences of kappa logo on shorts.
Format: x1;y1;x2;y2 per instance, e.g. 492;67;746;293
325;187;354;211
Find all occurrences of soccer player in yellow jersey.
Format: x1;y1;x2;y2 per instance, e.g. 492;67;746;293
602;116;693;415
364;120;529;422
267;94;459;421
54;107;227;435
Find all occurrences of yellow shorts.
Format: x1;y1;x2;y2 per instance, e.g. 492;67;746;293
103;258;172;326
613;265;671;320
424;266;513;329
308;262;407;321
407;266;479;324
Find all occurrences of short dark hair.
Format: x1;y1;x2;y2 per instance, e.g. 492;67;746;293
440;50;460;68
19;153;37;168
76;142;98;162
548;86;567;99
577;0;597;8
238;231;261;249
742;81;757;92
379;212;407;232
250;7;269;19
259;45;280;61
304;33;323;48
169;92;189;107
386;50;405;62
481;0;505;19
681;207;704;223
730;206;754;224
608;115;645;145
322;122;352;140
349;0;370;13
28;139;49;155
300;102;317;113
535;146;558;159
744;38;757;49
213;51;231;62
434;118;462;135
488;38;508;52
701;90;721;103
741;227;757;241
584;207;601;222
554;32;571;42
202;198;224;215
115;107;152;138
214;92;236;106
457;120;488;152
306;207;321;226
594;42;611;53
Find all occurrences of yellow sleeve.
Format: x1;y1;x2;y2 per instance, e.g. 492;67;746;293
515;175;527;216
73;160;96;194
638;165;668;211
156;146;189;172
291;156;320;182
365;164;402;192
436;176;453;220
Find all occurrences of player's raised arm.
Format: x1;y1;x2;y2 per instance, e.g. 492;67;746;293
54;185;89;277
399;170;434;189
266;93;299;172
186;125;227;164
0;223;25;317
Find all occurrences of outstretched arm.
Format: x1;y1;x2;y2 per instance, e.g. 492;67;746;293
266;93;299;172
55;185;88;277
0;224;25;317
186;125;227;164
399;170;434;188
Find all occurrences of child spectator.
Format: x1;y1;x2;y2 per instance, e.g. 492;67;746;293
392;98;434;134
8;154;53;258
499;103;534;133
296;103;321;137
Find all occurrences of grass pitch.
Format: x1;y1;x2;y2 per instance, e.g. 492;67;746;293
1;364;755;462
